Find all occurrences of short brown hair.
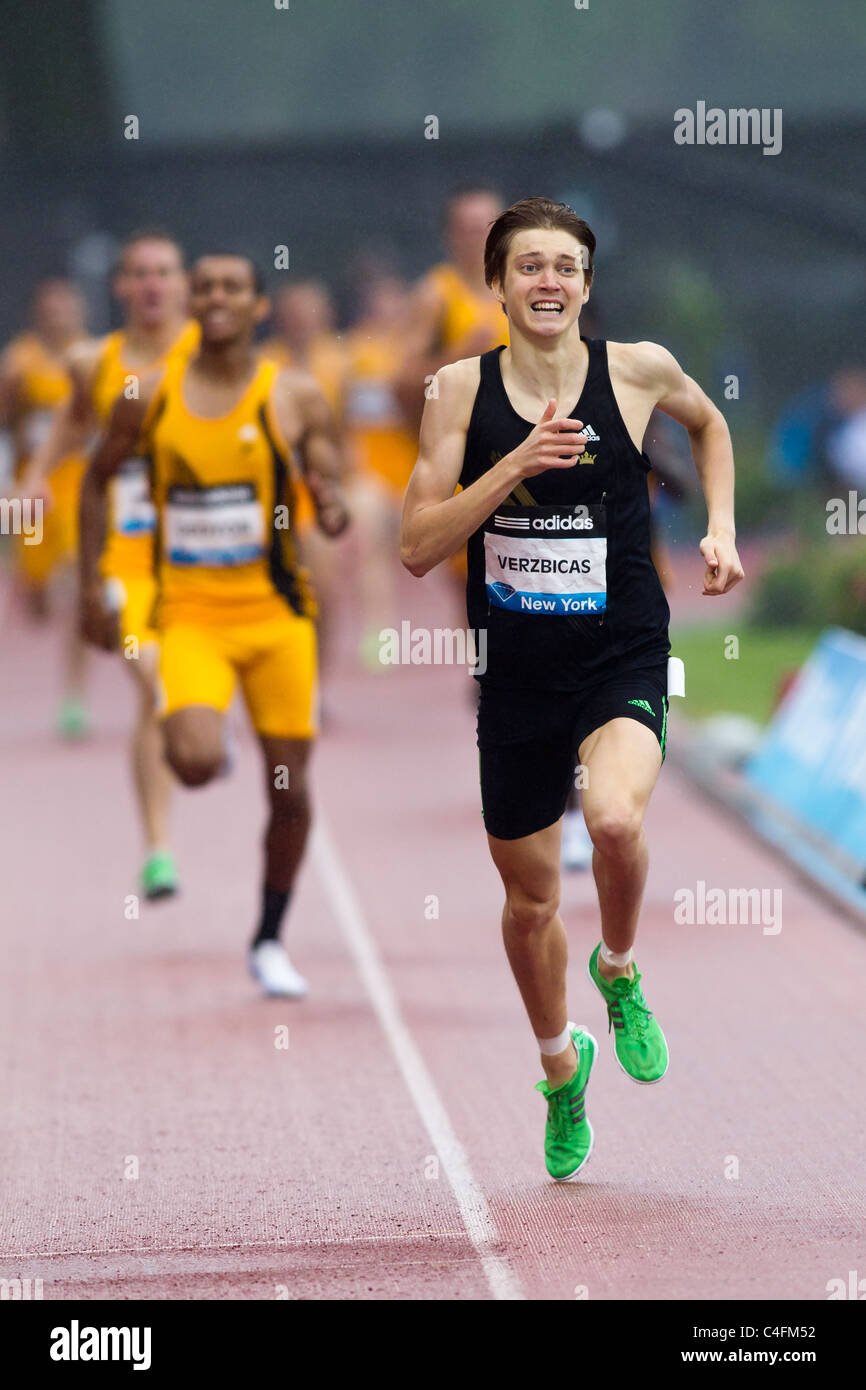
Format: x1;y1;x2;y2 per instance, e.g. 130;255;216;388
115;228;184;274
484;198;596;300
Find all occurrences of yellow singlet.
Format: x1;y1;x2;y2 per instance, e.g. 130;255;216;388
5;334;71;465
145;355;315;629
425;263;509;354
343;328;416;494
91;321;200;581
6;334;86;583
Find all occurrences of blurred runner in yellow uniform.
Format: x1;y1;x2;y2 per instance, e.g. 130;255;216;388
397;187;509;431
341;272;417;668
0;279;92;732
27;230;196;899
397;187;509;609
80;253;349;997
261;282;347;683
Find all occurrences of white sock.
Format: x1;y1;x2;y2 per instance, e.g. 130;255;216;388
536;1021;574;1056
600;941;633;969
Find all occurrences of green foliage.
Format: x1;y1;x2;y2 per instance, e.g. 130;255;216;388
749;559;817;626
749;538;866;635
672;621;822;724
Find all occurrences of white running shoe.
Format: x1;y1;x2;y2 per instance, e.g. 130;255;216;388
248;941;309;998
561;808;594;872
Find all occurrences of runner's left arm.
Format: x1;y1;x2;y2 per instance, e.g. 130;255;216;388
79;386;151;649
639;343;744;596
273;371;350;538
0;346;23;431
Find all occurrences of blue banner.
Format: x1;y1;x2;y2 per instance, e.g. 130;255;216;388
745;628;866;875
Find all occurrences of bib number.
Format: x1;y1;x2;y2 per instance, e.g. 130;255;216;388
165;483;265;566
484;504;607;615
24;409;55;455
113;458;156;536
346;380;400;426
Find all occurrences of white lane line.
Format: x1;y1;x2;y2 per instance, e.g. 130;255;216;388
312;814;524;1302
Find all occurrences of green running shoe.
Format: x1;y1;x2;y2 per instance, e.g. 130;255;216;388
56;696;90;741
588;943;669;1085
141;850;179;901
534;1024;597;1181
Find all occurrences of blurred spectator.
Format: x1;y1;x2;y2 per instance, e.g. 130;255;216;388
824;368;866;489
767;366;866;490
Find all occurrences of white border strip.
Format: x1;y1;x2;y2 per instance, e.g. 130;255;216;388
312;815;524;1302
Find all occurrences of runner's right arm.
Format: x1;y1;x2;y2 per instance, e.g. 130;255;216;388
79;385;151;650
400;360;587;577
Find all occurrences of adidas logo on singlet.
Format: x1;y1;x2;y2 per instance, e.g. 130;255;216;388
581;423;600;441
628;698;655;716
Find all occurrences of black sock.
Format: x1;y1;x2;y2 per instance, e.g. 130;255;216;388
252;886;291;946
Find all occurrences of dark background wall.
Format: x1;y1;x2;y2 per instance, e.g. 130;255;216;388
1;0;864;416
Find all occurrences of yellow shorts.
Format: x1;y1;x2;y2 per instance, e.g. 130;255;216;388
157;609;318;739
17;455;85;587
447;547;468;582
17;516;65;588
352;428;417;498
105;571;158;650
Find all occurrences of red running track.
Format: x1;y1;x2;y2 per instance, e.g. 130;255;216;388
0;560;864;1301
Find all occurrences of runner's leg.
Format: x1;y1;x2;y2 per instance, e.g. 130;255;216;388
579;714;670;1083
257;736;313;900
159;622;236;788
128;644;175;836
162;703;225;787
488;823;577;1089
578;716;662;978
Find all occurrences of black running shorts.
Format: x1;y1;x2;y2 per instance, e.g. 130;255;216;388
476;662;669;841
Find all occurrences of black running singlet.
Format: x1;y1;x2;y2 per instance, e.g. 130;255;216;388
459;339;670;689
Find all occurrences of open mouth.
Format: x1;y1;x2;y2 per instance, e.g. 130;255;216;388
531;300;564;315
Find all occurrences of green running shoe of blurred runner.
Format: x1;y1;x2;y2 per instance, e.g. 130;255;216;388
534;1024;597;1181
587;942;669;1084
141;850;179;901
56;696;90;741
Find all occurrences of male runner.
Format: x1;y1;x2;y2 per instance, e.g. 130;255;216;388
260;281;346;416
398;186;511;635
341;271;417;667
260;281;348;681
0;279;92;732
398;185;509;429
401;198;743;1180
79;253;349;997
27;230;197;898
